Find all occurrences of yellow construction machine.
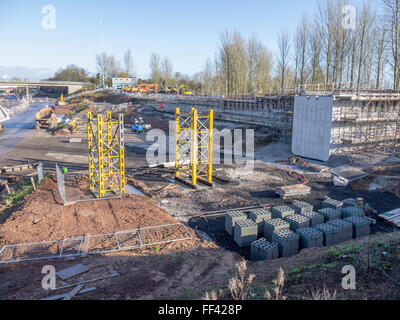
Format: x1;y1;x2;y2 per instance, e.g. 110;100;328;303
35;107;57;130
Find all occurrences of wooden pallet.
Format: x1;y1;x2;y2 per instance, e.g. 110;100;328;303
1;163;39;175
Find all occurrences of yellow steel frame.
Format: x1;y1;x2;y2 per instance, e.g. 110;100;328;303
87;111;125;198
175;107;213;187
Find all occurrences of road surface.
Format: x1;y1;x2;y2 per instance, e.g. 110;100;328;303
0;102;49;159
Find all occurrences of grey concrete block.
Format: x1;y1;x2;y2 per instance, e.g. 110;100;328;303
318;208;341;222
271;205;295;219
264;218;290;241
225;211;247;235
291;200;313;214
322;198;343;214
341;206;364;218
299;212;325;226
327;219;353;243
343;216;372;238
296;227;324;249
249;208;272;235
284;214;311;231
272;229;300;258
314;223;341;247
234;219;258;247
250;238;279;261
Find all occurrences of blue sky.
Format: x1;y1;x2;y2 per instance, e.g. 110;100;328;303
0;0;357;79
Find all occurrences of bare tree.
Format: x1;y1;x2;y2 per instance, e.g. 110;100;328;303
149;53;162;83
309;17;323;84
277;29;291;90
382;0;400;89
123;49;136;77
161;57;173;84
294;15;311;86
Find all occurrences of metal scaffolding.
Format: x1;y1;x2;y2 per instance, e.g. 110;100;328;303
332;94;400;156
87;111;125;198
175;107;213;188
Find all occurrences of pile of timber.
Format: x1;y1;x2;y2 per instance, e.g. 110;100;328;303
275;184;311;199
1;163;39;175
379;208;400;228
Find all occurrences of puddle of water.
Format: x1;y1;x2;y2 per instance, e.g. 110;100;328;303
125;184;144;195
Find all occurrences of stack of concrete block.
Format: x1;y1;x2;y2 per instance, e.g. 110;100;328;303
322;198;343;214
272;229;300;258
264;218;290;241
327;219;353;242
250;238;279;261
315;223;342;247
234;219;258;247
291;200;313;214
225;211;247;235
296;227;324;249
318;208;341;222
341;206;364;218
343;198;361;208
271;205;295;219
249;208;272;235
344;216;372;238
299;212;325;226
284;214;311;231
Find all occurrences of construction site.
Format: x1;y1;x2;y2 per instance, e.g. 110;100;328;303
4;0;400;304
1;85;400;301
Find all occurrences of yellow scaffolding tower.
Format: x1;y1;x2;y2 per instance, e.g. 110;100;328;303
87;111;125;198
175;107;213;188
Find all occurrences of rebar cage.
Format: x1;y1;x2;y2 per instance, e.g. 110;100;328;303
87;111;125;198
175;107;213;187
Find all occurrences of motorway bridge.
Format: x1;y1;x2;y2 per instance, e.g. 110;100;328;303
0;80;91;97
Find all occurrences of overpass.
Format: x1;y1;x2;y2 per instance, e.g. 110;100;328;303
0;80;91;98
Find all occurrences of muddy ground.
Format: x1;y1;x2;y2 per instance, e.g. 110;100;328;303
1;92;400;300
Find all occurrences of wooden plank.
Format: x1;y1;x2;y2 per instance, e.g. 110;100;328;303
63;284;84;300
41;287;96;300
51;273;119;291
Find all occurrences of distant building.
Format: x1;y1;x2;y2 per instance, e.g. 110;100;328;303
112;77;137;89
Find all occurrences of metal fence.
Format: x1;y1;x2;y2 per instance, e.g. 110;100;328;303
0;223;193;264
56;164;67;204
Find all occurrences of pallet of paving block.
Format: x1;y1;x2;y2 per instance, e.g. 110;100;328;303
1;163;39;175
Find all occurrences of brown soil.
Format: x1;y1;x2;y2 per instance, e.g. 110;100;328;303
0;176;191;245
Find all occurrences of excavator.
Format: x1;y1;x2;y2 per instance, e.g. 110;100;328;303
146;84;158;94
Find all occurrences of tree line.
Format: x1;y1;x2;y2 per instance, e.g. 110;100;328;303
49;0;400;95
199;0;400;95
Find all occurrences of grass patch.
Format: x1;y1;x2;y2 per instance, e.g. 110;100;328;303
2;180;34;206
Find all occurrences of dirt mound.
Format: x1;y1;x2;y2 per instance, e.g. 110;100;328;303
0;177;190;245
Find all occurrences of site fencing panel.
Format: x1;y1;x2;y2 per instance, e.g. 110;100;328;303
0;223;193;264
